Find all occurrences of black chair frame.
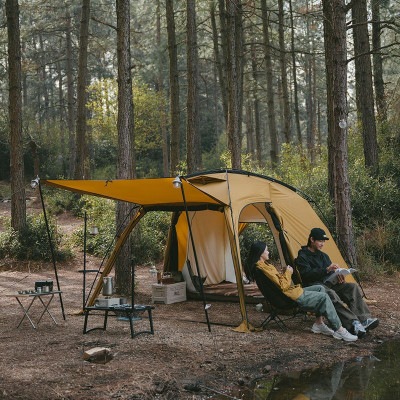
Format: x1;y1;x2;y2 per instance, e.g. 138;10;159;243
255;268;307;332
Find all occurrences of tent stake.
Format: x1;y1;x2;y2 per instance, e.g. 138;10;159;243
180;179;211;332
38;181;66;320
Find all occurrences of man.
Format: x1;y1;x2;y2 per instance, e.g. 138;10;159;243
295;228;379;337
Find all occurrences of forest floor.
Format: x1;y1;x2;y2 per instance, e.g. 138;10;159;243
0;198;400;399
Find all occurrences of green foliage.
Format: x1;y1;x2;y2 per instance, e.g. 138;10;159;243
87;78;168;177
70;196;170;265
45;189;84;216
0;214;71;261
239;223;279;266
132;212;170;264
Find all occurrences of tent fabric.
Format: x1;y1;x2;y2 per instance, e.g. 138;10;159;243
43;178;224;207
43;170;354;331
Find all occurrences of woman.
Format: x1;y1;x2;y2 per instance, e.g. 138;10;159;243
245;241;357;341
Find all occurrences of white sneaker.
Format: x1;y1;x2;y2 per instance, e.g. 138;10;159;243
311;322;334;336
333;328;358;342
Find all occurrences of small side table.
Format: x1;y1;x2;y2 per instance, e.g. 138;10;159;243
83;304;154;338
6;291;62;330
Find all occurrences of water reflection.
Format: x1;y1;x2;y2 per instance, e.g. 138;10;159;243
214;339;400;400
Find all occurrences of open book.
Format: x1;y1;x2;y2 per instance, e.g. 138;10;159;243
324;268;357;284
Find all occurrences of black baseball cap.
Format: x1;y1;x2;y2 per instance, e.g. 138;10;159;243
309;227;329;241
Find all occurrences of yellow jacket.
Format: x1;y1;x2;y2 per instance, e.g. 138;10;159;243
256;260;303;301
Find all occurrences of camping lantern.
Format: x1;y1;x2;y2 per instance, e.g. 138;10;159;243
89;226;99;235
149;264;157;278
172;176;181;189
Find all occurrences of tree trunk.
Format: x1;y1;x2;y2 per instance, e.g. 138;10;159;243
156;0;169;177
165;0;180;175
74;0;90;179
39;32;49;124
57;56;67;177
245;95;254;157
352;0;379;173
261;0;278;167
210;0;228;126
278;0;291;144
289;0;302;148
371;0;386;121
186;0;202;173
250;42;261;165
115;0;135;295
323;0;357;266
225;0;242;169
6;0;26;230
66;10;75;179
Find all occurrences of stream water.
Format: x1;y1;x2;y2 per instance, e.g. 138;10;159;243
212;338;400;400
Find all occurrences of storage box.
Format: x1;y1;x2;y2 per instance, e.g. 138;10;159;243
95;297;120;307
152;282;186;304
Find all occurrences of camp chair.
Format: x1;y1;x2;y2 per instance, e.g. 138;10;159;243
254;268;305;332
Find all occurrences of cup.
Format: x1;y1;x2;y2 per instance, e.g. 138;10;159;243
36;287;42;294
43;286;50;293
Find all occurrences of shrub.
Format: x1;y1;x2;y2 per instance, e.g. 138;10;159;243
0;214;71;261
71;196;170;265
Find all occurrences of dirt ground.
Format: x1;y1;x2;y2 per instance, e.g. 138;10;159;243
0;202;400;399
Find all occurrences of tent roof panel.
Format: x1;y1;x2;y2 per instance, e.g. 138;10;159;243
42;178;224;206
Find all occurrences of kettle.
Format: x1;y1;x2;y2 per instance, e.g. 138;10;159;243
103;276;113;296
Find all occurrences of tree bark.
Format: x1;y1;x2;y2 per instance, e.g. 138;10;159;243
323;0;357;266
115;0;135;295
186;0;202;173
210;0;228;126
277;0;291;144
250;42;261;165
6;0;26;230
352;0;379;173
39;32;49;124
74;0;90;179
57;56;67;177
225;0;242;169
261;0;278;167
165;0;180;175
371;0;386;121
289;0;302;148
66;10;75;179
156;0;169;177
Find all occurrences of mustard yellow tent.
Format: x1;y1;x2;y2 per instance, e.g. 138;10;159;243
43;169;352;332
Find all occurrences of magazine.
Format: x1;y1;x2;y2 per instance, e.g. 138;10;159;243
324;268;357;284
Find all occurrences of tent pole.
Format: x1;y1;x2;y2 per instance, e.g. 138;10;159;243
225;171;249;330
38;181;66;320
180;179;211;332
83;212;87;309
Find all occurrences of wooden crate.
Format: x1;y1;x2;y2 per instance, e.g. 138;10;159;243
152;282;187;304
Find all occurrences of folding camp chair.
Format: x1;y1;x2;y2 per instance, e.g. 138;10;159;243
254;268;306;332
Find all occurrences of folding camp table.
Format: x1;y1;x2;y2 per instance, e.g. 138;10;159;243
83;304;154;338
7;291;62;330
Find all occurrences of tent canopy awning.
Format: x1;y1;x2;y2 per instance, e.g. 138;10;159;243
42;178;225;207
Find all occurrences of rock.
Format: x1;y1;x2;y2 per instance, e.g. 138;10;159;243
263;364;272;373
238;378;245;386
83;347;113;364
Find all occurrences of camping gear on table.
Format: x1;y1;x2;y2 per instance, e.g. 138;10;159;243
102;277;113;296
35;280;53;292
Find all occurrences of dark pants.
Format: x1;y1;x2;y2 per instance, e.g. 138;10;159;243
310;282;371;331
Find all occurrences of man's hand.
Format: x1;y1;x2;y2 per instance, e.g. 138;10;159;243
286;265;293;275
336;273;346;284
326;263;340;272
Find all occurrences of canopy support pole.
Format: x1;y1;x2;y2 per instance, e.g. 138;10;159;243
38;181;66;320
180;178;211;332
86;207;146;307
225;171;249;331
